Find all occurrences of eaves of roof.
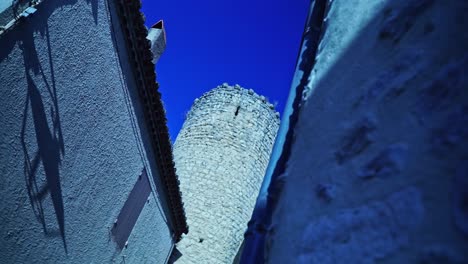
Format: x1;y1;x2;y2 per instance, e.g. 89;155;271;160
114;0;188;241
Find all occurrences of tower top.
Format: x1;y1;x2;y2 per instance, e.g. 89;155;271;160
190;83;281;121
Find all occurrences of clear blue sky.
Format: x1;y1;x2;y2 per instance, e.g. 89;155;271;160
141;0;309;142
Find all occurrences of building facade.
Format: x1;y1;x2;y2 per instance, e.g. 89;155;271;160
0;0;186;263
241;0;468;263
172;84;279;263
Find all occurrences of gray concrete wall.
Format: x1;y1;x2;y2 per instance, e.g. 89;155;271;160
0;0;174;263
266;0;468;263
173;84;280;263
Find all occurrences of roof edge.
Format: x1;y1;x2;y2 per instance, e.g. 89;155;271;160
114;0;188;240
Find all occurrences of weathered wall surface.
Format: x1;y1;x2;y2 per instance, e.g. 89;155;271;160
266;0;468;263
173;84;280;263
0;0;174;263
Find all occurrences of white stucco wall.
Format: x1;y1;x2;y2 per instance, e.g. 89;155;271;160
0;2;10;14
266;0;468;263
0;0;174;263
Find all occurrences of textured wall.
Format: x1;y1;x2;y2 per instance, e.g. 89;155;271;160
173;84;280;263
266;0;468;263
0;0;174;263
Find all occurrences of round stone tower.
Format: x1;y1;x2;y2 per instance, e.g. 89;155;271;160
172;83;280;263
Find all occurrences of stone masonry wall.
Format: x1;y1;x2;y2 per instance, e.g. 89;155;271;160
265;0;468;263
173;84;280;263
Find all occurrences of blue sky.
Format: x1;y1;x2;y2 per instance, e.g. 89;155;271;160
141;0;309;141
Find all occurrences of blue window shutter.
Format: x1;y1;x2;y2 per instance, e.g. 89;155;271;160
111;168;152;249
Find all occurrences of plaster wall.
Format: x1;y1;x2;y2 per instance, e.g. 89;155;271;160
173;84;280;263
266;0;468;263
0;0;174;263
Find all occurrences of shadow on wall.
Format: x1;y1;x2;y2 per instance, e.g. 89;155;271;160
0;0;99;254
87;0;98;24
266;0;468;209
263;0;468;261
0;0;99;63
20;23;67;252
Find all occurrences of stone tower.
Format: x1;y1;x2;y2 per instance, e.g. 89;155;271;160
172;84;280;263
